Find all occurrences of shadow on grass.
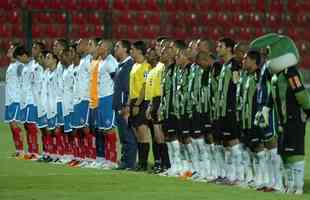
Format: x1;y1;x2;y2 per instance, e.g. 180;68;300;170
304;178;310;194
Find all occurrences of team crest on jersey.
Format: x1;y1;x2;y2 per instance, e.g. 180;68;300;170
144;72;148;79
105;119;111;126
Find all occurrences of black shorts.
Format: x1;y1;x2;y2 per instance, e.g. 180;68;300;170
191;111;203;135
211;120;222;142
151;96;161;124
177;115;191;135
243;128;262;150
219;111;240;141
201;112;212;133
162;115;178;135
279;119;305;156
129;99;149;128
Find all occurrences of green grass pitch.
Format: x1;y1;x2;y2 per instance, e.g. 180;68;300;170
0;122;309;200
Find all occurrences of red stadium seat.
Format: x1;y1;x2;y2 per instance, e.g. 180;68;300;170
64;0;78;10
174;26;187;39
255;0;266;13
72;12;87;25
26;0;45;9
240;0;254;13
128;0;144;11
296;12;308;27
217;13;230;27
46;25;57;38
127;26;140;39
166;13;178;26
202;13;217;27
49;0;63;9
208;1;220;12
164;0;176;12
32;25;44;38
147;13;160;25
191;26;203;38
287;1;300;13
135;13;147;26
287;28;301;41
270;0;284;14
12;24;23;38
145;0;160;11
117;12;133;25
248;13;263;28
185;13;198;26
98;0;109;10
89;12;102;25
0;11;7;24
266;12;282;29
175;0;194;11
94;25;104;37
143;25;159;39
0;24;12;38
113;0;127;11
54;13;67;24
8;10;21;24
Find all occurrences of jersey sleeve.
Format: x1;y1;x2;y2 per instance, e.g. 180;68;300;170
285;66;310;116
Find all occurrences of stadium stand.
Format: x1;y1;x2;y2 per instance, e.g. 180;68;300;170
0;0;309;70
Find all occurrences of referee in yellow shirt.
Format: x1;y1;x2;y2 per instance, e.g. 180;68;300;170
129;41;151;171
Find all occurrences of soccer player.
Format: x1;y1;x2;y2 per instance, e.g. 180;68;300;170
113;40;137;170
195;51;217;180
60;47;76;164
96;39;118;167
129;41;151;171
30;42;49;161
52;39;68;162
45;51;59;161
14;45;39;160
69;38;94;167
160;40;186;176
4;42;24;159
216;37;242;183
84;37;104;168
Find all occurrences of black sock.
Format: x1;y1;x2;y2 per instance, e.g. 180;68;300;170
137;143;143;167
153;142;161;167
141;143;150;169
161;143;170;169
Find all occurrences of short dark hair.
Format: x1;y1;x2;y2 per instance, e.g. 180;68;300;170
46;50;59;63
120;40;131;54
91;37;102;46
56;38;69;48
133;40;147;55
219;37;236;54
33;41;45;51
56;38;69;49
174;40;187;49
13;45;29;59
156;36;168;43
247;49;261;66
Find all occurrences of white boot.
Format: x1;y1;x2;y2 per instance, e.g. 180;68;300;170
269;148;285;192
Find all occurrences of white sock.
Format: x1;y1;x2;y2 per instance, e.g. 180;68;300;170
292;161;305;194
231;144;242;182
285;163;295;193
225;148;234;182
171;140;181;173
166;142;174;170
186;142;199;173
268;148;284;190
255;151;267;188
242;148;253;183
196;138;210;177
217;145;226;178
